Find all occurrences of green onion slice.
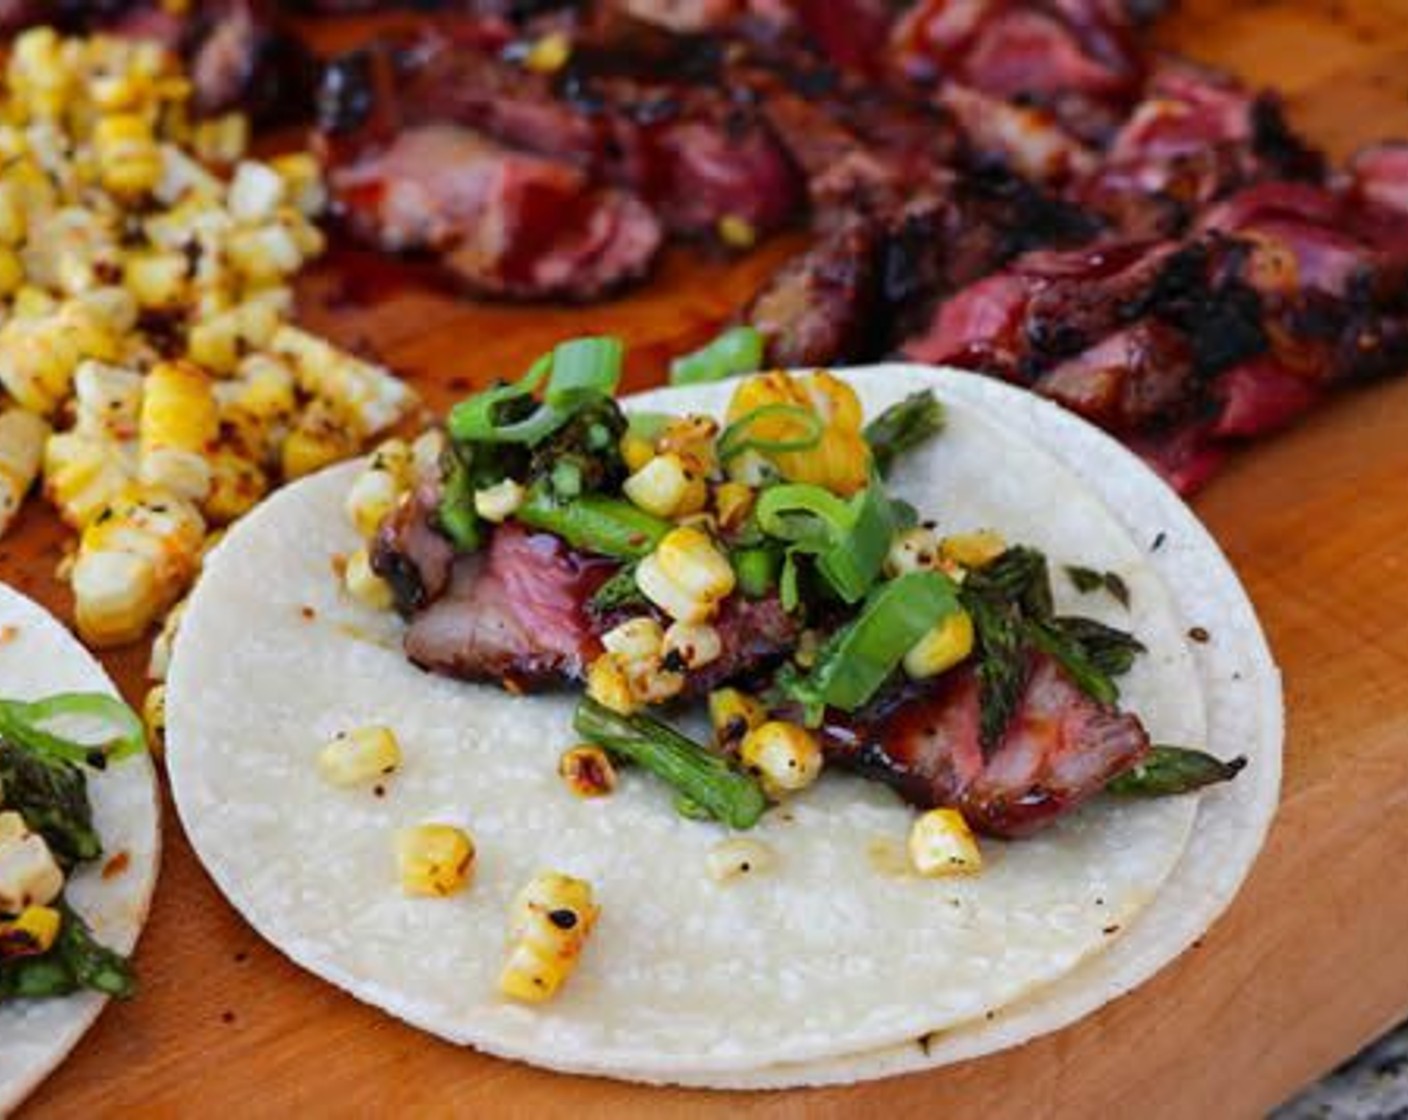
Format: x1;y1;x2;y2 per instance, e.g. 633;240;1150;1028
0;693;146;768
717;404;823;464
669;325;765;386
755;480;899;604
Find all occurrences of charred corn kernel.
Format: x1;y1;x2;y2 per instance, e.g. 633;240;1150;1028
185;311;241;374
712;481;754;532
270;152;326;217
281;399;361;480
0;314;83;414
622;452;706;520
227;161;285;222
726;371;870;496
395;823;475;898
204;445;267;523
345;440;412;538
73;361;142;441
903;610;974;680
717;214;757;250
740;720;823;799
0;812;64;913
318;724;401;788
601;616;664;664
142;684;165;758
0;245;22;297
940;530;1006;570
625;660;685;706
9;30;72;120
524;31;572;74
586;653;637;716
646;526;734;621
474;478;525;524
139;361;218;501
662;620;721;670
908;808;983;877
123;249;188;308
0;904;62;956
619;430;654;473
43;432;134;529
885;526;943;577
147;595;185;681
94;112;162;196
271;325;412;436
191;113;248;166
708;687;766;753
558;744;618;798
500;870;598;1003
72;483;204;646
657;414;719;477
706;838;775;882
343;546;393;610
0;408;47;538
0;183;27;247
226;223;303;285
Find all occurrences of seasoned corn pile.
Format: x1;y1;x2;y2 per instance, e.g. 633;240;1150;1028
0;29;414;646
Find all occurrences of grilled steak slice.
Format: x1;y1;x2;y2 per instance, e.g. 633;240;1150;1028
328;124;662;300
405;522;614;689
371;480;456;615
822;652;1150;838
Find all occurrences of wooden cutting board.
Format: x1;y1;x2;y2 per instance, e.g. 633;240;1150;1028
11;1;1408;1115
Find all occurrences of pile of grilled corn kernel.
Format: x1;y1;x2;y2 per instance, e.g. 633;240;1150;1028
0;30;414;669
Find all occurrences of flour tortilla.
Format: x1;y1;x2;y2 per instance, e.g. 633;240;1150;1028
167;367;1216;1080
0;583;161;1114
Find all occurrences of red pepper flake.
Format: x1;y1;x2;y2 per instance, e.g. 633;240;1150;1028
1102;924;1121;936
102;850;131;879
373;784;386;799
300;606;317;621
0;624;17;646
330;554;348;579
1188;626;1210;644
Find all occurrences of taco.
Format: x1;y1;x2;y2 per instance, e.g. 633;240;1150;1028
164;352;1277;1085
0;583;161;1113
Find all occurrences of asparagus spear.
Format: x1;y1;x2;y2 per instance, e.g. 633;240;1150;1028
573;699;768;829
1107;746;1247;797
863;391;945;477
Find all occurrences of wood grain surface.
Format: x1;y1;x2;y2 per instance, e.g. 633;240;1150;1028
11;1;1408;1116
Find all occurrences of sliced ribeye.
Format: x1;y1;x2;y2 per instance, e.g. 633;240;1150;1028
822;652;1150;838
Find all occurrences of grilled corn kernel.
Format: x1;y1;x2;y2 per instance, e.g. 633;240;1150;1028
73;361;142;441
343;545;393;610
142;684;166;758
271;325;412;436
0;904;62;956
123;249;188;308
601;616;664;665
619;430;655;473
139;361;218;501
204;445;267;523
646;526;734;621
0;407;47;538
657;414;720;476
712;481;754;532
345;440;411;538
42;432;134;529
72;548;162;647
269;152;326;217
500;870;598;1003
740;720;823;799
318;724;401;787
903;610;975;680
907;808;983;877
147;595;186;681
717;214;757;250
708;687;766;753
524;31;572;74
474;478;525;524
395;823;475;898
726;371;870;496
226;223;303;285
625;660;685;706
0;245;23;297
281;399;360;480
706;838;775;882
662;620;721;670
0;313;83;414
940;530;1006;570
558;744;618;798
94;112;161;196
227;160;285;222
885;526;943;577
0;812;64;913
586;653;637;716
622;453;706;520
191;113;248;166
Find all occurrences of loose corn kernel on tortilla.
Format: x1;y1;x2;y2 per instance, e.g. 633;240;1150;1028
0;29;416;649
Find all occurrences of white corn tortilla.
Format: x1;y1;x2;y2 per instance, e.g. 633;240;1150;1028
167;367;1213;1079
655;365;1283;1088
0;583;162;1115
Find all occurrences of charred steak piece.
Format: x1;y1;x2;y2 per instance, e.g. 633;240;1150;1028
822;652;1150;838
371;479;456;615
327;123;663;300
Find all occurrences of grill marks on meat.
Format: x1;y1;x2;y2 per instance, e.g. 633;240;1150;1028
328;124;663;300
823;653;1149;838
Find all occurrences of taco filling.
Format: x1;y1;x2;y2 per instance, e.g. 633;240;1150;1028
355;338;1241;841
